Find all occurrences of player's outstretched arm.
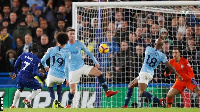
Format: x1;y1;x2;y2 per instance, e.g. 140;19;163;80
165;61;183;81
41;48;51;71
81;42;99;66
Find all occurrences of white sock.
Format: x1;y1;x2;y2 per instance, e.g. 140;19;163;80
27;89;41;101
12;90;21;106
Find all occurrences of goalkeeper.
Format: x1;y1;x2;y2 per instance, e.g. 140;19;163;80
164;48;200;108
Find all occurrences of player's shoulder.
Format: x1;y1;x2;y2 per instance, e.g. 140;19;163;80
169;58;175;63
180;57;188;63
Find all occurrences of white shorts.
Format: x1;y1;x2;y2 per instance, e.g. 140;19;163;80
46;74;65;87
69;65;93;84
137;72;153;85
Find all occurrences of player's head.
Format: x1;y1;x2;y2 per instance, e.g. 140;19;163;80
172;47;181;59
155;38;164;49
29;43;38;53
66;27;75;42
56;32;69;45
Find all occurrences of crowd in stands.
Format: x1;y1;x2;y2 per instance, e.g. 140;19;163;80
0;0;199;84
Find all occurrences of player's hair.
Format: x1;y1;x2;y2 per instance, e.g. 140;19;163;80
66;27;75;32
173;47;180;52
56;32;69;45
29;43;39;53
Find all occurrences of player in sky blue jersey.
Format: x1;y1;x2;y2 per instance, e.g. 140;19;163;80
41;32;70;108
10;43;44;108
122;38;182;108
65;28;118;108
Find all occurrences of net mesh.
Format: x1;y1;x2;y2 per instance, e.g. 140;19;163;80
74;5;200;108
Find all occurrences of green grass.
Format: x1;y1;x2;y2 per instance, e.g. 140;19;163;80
3;108;200;112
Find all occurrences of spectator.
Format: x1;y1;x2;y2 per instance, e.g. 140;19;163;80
5;49;16;72
178;16;187;35
174;32;186;52
115;12;124;31
39;19;53;41
11;0;21;15
0;27;14;72
0;27;15;49
183;37;198;74
38;34;51;59
160;28;173;45
15;37;24;56
2;5;11;20
151;24;159;40
195;24;200;41
100;31;119;78
2;19;9;28
33;27;43;44
19;3;30;20
185;27;194;39
8;12;18;34
50;31;58;47
168;17;178;40
107;22;116;35
25;14;38;33
26;0;45;8
113;41;132;83
116;20;130;44
44;0;56;28
135;27;144;44
55;19;66;32
132;45;144;78
12;19;32;41
158;15;166;29
128;32;137;50
23;34;33;53
142;33;153;48
64;0;72;27
33;6;43;22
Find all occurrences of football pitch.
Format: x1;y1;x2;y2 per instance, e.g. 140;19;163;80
3;108;200;112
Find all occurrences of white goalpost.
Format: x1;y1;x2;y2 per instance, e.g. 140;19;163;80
72;1;200;108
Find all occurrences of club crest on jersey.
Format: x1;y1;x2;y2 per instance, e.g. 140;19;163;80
181;65;184;68
75;46;79;49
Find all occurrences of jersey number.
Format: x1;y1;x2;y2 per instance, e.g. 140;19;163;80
146;55;157;67
52;56;64;67
22;61;30;70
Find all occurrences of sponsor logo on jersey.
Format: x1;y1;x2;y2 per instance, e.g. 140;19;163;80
181;65;184;68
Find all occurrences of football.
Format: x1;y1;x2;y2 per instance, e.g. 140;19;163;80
99;44;109;54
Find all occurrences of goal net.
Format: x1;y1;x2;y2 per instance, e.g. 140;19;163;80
72;1;200;108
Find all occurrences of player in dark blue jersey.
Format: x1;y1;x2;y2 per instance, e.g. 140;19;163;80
10;43;44;108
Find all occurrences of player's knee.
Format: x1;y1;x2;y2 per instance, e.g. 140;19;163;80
70;89;76;94
96;70;101;76
166;94;173;98
139;91;144;97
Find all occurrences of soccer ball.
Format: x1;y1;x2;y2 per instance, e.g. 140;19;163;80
99;44;109;54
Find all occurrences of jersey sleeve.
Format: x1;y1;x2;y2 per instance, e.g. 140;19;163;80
161;53;168;63
64;52;70;80
32;59;42;77
41;48;51;68
14;53;23;74
184;58;195;78
79;41;99;65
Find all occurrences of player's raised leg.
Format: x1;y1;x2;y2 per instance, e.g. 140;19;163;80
122;78;138;108
166;88;179;108
88;66;118;97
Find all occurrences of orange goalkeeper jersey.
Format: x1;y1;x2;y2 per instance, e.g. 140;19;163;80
169;57;195;81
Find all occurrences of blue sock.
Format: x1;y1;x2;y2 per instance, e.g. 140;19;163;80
124;88;133;106
142;91;160;104
152;96;160;104
57;85;62;102
142;91;153;101
68;92;74;105
97;74;108;92
48;87;55;100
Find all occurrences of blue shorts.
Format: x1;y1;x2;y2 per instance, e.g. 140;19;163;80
16;76;41;90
